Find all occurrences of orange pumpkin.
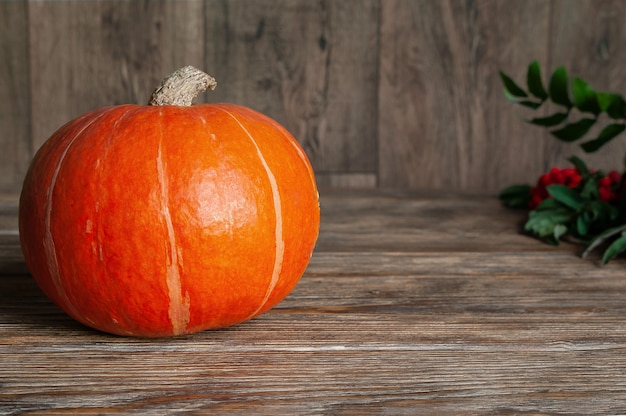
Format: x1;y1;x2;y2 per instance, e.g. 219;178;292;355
19;67;320;337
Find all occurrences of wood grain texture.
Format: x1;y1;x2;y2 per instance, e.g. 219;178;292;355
0;0;31;194
2;1;626;194
378;0;551;190
204;0;379;178
28;0;205;150
2;189;626;414
315;173;378;188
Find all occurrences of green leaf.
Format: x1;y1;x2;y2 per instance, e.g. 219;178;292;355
602;233;626;264
576;215;589;236
500;71;528;101
582;207;598;224
580;123;626;153
527;61;548;100
582;223;626;258
572;77;600;115
525;206;573;241
526;112;569;127
518;100;543;110
567;155;591;177
583;200;620;228
598;92;619;112
602;93;626;119
553;224;568;241
597;93;611;111
579;175;599;199
536;198;563;210
548;66;572;108
546;184;584;210
550;118;596;142
499;184;532;209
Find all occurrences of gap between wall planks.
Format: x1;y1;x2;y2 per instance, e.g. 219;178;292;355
0;0;625;195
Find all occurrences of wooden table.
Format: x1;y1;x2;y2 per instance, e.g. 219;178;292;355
2;188;626;414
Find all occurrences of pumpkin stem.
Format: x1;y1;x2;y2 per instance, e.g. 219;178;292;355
148;66;217;106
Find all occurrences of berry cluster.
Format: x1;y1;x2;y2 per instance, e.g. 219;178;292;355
529;167;624;209
529;167;581;209
598;170;623;203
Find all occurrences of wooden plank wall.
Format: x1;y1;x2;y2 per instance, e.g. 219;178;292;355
1;0;625;194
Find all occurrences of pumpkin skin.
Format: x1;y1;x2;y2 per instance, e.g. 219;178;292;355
19;102;320;337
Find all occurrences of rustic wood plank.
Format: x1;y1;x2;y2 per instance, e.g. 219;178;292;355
0;0;31;194
204;0;379;176
3;257;626;414
546;0;626;172
378;0;551;190
7;0;626;197
3;301;626;412
314;173;377;188
28;0;205;150
316;188;560;254
4;0;626;199
3;189;626;413
0;191;24;275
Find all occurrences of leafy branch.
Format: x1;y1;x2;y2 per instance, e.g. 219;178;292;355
500;156;626;264
500;61;626;153
499;62;626;264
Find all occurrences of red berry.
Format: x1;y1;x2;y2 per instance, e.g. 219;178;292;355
599;187;613;202
599;176;612;188
550;169;565;184
609;170;621;184
529;194;543;209
568;175;581;188
563;168;577;178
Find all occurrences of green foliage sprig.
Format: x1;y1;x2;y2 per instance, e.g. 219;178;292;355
499;62;626;264
499;61;626;152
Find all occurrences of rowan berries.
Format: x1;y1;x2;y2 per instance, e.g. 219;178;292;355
597;170;623;203
529;167;583;209
528;167;624;209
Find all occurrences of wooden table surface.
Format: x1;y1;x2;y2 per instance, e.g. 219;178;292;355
2;188;626;415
